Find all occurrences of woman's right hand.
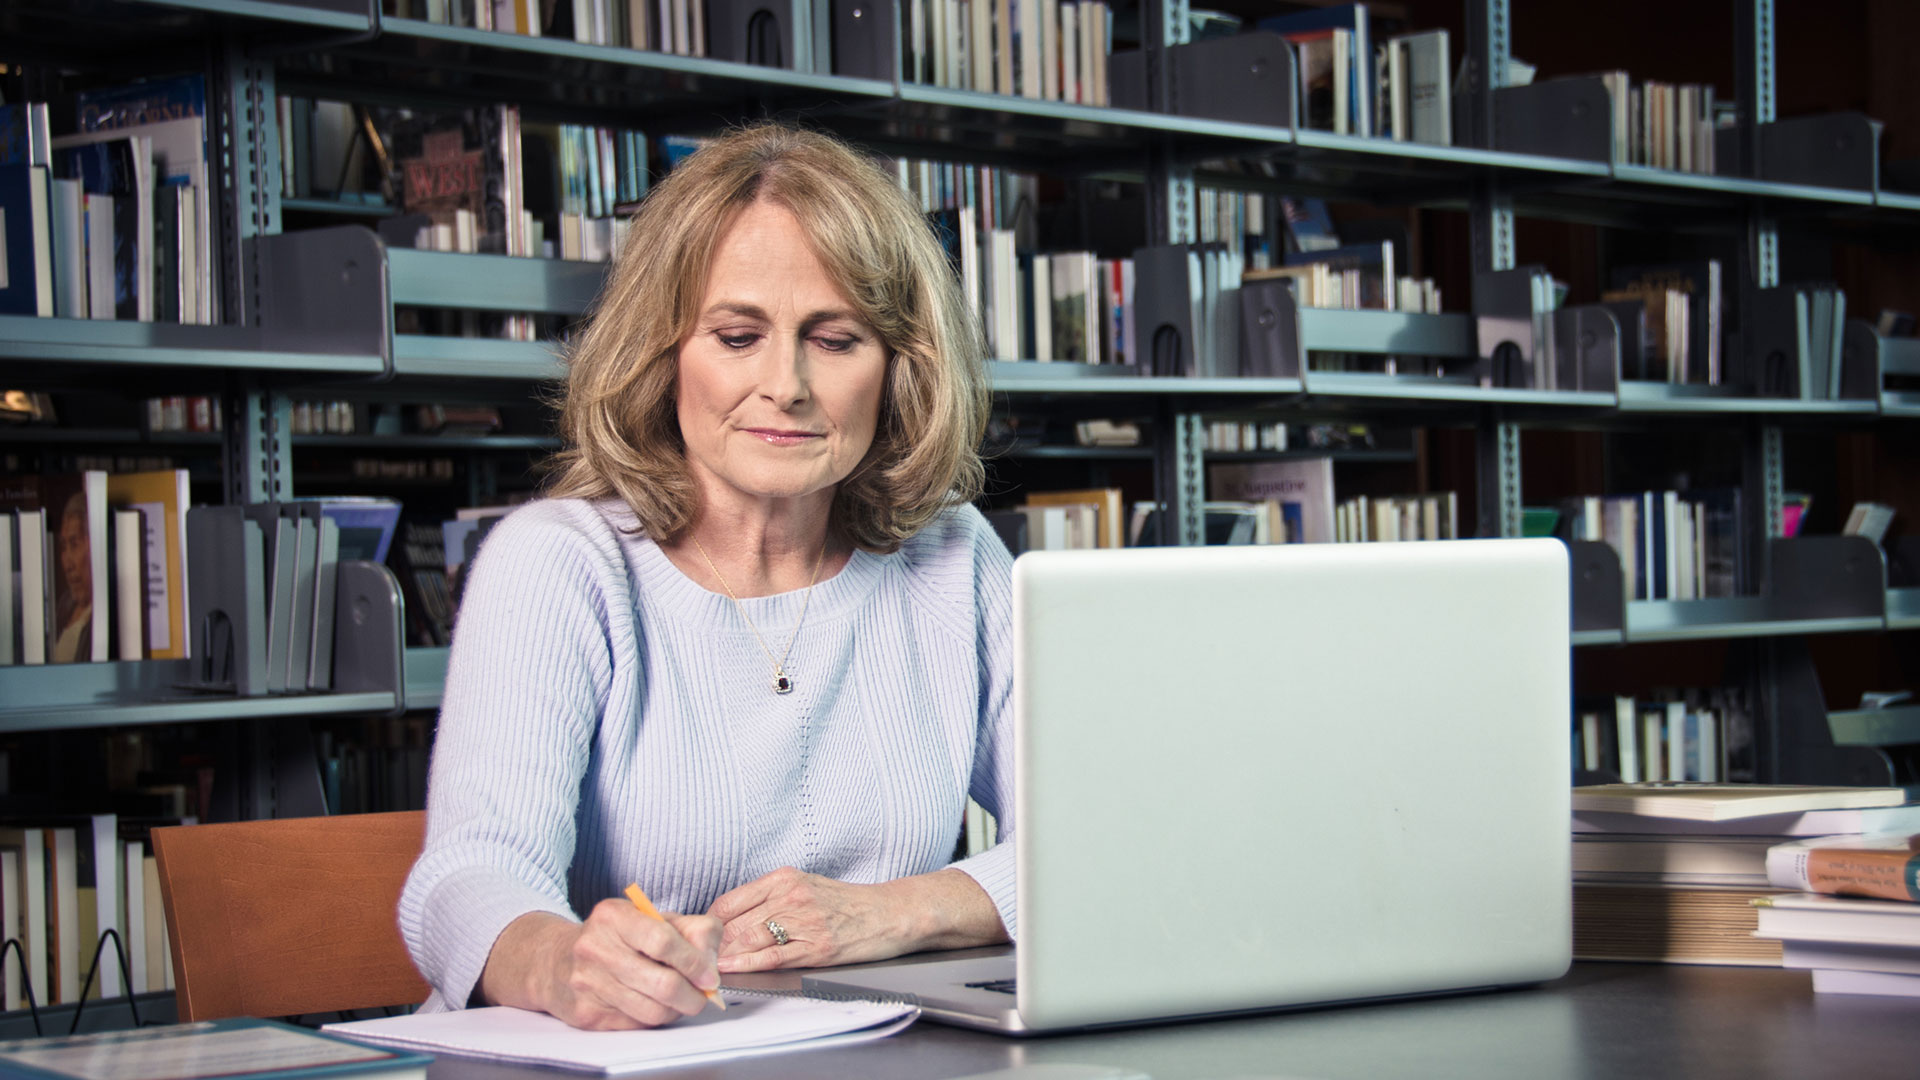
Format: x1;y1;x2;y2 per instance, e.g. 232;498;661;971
482;904;723;1029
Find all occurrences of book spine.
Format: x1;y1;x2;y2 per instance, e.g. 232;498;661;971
1767;844;1920;903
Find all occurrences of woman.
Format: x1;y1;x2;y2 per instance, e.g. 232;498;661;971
399;123;1016;1030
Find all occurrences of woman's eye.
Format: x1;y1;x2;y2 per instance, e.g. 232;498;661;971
814;336;857;353
717;333;758;349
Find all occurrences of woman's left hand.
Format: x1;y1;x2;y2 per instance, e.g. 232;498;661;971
707;867;915;973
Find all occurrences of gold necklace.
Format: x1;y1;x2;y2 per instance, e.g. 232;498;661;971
691;535;828;695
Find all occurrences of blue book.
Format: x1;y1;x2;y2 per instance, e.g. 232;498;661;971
318;498;404;564
0;1016;431;1079
75;74;208;130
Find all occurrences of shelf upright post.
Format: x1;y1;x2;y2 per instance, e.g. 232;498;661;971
1734;0;1797;784
1467;0;1521;540
1143;0;1204;546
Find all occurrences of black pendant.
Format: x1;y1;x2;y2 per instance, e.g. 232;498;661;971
774;673;793;694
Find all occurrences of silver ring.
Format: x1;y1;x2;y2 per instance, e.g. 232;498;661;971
766;918;790;946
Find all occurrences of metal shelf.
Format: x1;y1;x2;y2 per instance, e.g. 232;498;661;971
0;317;385;377
1889;588;1920;631
0;659;395;733
1616;381;1881;416
293;433;560;450
388;250;605;314
272;16;893;129
1298;371;1615;408
280;196;395;218
1827;706;1920;748
1623;598;1885;643
0;427;222;446
390;335;566;381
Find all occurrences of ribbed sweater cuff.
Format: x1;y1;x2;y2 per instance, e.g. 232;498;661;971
950;844;1017;941
411;865;579;1012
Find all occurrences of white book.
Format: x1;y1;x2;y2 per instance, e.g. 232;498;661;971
957;210;980;325
52;131;155;321
50;177;87;319
122;841;146;998
1017;0;1041;98
1332;27;1351;135
928;0;948;87
1040;0;1059;100
1397;30;1450;145
1812;969;1920;997
1781;939;1920;977
16;509;47;665
1030;253;1052;361
84;192;115;320
1614;695;1639;783
90;813;121;998
143;856;167;993
0;830;45;1008
1059;2;1077;104
969;0;992;92
113;508;144;660
994;0;1014;94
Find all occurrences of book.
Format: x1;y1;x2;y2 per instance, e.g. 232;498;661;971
0;828;47;1008
1574;803;1920;837
0;1017;431;1079
1810;968;1920;997
1573;881;1784;965
1765;834;1920;903
318;497;404;564
1022;488;1123;549
1574;835;1775;887
1752;892;1920;946
323;994;918;1074
1;471;109;663
1780;937;1920;975
1570;784;1908;822
105;469;192;660
1208;458;1336;543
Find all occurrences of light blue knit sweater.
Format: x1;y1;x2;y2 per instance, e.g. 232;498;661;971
398;497;1017;1012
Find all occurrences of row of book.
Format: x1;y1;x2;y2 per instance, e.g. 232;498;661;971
2;470;190;666
1;814;179;1010
1575;692;1750;786
1558;489;1743;602
1569;782;1919;996
1598;73;1725;174
1332;492;1460;544
1257;7;1450;145
1203;421;1289;454
396;0;711;58
904;0;1113;107
0;90;217;324
143;397;223;436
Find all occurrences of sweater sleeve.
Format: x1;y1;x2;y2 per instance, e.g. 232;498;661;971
946;511;1018;939
398;503;622;1010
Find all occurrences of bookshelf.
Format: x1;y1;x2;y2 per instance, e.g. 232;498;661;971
2;0;1916;815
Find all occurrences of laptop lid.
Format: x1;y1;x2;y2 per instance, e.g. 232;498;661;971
807;539;1572;1032
1011;539;1572;1031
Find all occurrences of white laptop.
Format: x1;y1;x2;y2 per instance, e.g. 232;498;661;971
804;539;1572;1034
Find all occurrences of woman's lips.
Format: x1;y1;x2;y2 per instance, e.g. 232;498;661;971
744;428;822;445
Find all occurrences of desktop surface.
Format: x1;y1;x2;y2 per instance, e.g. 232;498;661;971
417;949;1917;1080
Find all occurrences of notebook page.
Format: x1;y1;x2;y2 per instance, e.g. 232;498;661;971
323;995;917;1075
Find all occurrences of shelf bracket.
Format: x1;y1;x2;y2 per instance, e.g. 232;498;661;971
1475;414;1521;539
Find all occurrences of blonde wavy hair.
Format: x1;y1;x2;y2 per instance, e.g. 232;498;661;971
547;122;989;553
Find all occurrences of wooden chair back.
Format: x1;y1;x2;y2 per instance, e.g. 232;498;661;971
152;811;431;1020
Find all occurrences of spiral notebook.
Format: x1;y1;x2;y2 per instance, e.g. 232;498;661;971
321;990;916;1075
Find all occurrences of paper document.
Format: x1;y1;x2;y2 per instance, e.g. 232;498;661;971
323;992;918;1075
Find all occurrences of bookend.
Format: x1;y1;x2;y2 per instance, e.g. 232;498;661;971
1762;535;1888;623
1715;113;1882;191
251;227;393;370
708;0;829;71
1108;32;1296;127
1550;305;1624;393
182;506;268;696
1886;537;1920;590
1487;76;1613;162
1239;279;1305;378
830;0;897;80
331;560;406;700
1472;267;1551;388
1840;319;1894;403
1131;244;1198;377
67;929;142;1035
1566;539;1627;635
1733;636;1896;787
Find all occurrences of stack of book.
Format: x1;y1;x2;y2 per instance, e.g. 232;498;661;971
1597;72;1724;173
1756;832;1920;996
1570;783;1917;968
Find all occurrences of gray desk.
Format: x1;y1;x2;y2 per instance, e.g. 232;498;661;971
421;950;1918;1080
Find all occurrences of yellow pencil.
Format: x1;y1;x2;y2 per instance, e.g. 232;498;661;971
624;882;726;1011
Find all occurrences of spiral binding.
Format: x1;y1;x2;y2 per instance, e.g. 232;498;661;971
717;984;923;1009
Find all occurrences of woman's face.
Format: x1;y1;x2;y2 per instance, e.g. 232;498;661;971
676;199;889;516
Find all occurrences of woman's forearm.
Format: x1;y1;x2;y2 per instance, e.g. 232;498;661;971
892;867;1010;952
478;911;576;1011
